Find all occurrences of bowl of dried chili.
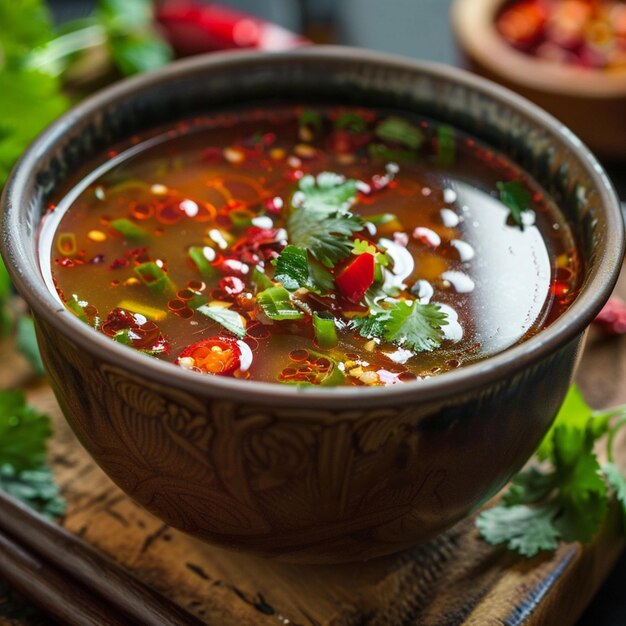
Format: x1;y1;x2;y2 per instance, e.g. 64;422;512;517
452;0;626;159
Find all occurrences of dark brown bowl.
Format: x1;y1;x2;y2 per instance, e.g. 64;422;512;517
1;47;623;563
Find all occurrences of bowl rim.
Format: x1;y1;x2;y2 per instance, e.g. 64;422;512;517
451;0;626;98
1;46;624;409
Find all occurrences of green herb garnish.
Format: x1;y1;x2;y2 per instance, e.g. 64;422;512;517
353;300;448;353
374;117;425;150
435;125;456;167
288;173;363;268
497;180;533;229
477;386;626;556
256;287;304;321
0;390;51;473
0;464;65;519
197;305;247;338
334;112;367;134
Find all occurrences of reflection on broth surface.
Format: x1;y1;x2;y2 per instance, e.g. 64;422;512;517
40;105;580;386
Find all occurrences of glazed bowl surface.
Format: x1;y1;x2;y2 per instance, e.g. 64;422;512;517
452;0;626;159
1;47;623;563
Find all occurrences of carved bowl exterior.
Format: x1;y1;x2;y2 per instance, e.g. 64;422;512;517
1;48;623;563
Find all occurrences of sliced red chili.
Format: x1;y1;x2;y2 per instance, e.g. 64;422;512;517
176;336;241;376
335;252;375;304
101;308;169;354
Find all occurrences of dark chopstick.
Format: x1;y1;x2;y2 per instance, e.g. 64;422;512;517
0;532;131;626
0;490;205;626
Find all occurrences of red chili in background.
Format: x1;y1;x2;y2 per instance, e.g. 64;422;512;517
593;297;626;335
155;1;310;56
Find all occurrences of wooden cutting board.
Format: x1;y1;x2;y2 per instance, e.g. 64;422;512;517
1;268;626;626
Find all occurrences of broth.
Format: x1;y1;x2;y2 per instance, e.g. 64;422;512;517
40;105;580;386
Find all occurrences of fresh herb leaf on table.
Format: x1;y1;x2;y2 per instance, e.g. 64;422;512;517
477;385;626;556
0;390;65;517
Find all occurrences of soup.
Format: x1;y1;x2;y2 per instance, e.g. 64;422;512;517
40;105;580;386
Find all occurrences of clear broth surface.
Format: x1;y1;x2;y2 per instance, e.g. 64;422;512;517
40;105;580;386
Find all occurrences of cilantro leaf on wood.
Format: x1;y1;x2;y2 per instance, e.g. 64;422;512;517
604;462;626;530
497;180;533;229
384;301;448;352
478;384;626;557
476;504;561;557
0;464;65;519
374;117;425;150
0;390;51;473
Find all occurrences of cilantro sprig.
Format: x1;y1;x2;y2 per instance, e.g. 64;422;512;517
353;300;448;353
477;386;626;556
287;173;363;268
0;390;65;518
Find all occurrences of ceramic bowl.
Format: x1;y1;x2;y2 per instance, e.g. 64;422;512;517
452;0;626;160
1;47;623;563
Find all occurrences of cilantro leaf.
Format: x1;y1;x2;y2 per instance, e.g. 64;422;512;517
502;467;557;506
384;301;448;352
352;311;391;339
273;245;324;293
553;429;608;542
197;305;246;338
536;385;591;462
0;464;65;519
97;0;172;76
288;173;363;268
334;112;367;134
293;173;358;216
0;0;54;68
0;69;69;187
257;287;304;321
0;390;51;472
603;462;626;530
476;504;561;557
497;180;533;229
352;238;377;256
375;117;424;150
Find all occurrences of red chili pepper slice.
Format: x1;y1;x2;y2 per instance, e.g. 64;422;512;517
101;308;170;354
335;252;376;304
176;336;241;376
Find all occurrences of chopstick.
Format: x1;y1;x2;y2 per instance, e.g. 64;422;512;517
0;490;205;626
